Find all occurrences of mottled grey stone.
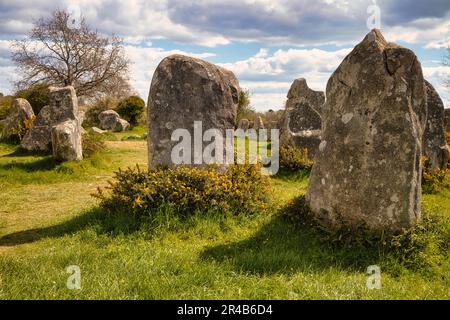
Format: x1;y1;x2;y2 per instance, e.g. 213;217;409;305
238;119;250;130
444;108;450;132
49;86;83;161
306;29;427;233
147;54;240;167
21;105;52;151
99;110;130;132
423;81;449;169
280;78;324;158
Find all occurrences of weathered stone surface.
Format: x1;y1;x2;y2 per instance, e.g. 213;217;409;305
49;86;83;161
238;118;250;130
99;110;130;132
52;119;83;161
91;127;107;134
147;54;240;167
445;108;450;132
280;78;324;158
0;98;34;140
21;105;52;151
306;29;427;233
423;81;449;168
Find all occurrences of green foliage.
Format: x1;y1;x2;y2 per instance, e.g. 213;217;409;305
116;96;145;125
0;95;13;120
82;132;106;157
422;157;450;194
95;164;271;218
279;146;313;172
15;84;50;115
84;97;119;127
283;195;450;273
237;89;254;123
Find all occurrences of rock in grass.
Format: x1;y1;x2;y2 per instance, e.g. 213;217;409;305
306;29;427;233
98;110;130;132
91;127;107;134
0;98;34;140
423;80;449;169
280;78;324;158
49;86;83;161
147;54;240;167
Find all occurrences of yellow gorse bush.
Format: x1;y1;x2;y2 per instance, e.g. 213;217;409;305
94;164;272;217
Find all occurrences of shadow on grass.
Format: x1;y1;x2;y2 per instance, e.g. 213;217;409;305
200;198;383;275
0;156;59;172
0;207;143;247
3;147;51;158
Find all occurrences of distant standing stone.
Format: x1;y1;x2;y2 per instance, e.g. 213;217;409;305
306;29;427;233
238;119;250;130
255;116;265;130
280;78;324;158
444;108;450;132
49;86;83;161
423;81;449;169
147;54;240;167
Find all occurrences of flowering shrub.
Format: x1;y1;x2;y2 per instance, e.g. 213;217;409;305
422;156;449;194
279;146;313;172
94;164;271;217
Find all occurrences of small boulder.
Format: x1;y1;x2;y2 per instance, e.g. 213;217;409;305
91;127;107;134
99;110;130;132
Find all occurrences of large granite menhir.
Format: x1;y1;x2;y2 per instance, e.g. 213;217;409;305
423;81;449;169
147;54;240;167
280;78;324;158
306;29;427;233
49;86;83;161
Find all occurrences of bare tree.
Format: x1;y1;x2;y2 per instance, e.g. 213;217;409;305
11;9;130;98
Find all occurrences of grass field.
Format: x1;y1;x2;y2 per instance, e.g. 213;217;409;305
0;127;449;300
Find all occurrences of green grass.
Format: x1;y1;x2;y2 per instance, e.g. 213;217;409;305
0;136;449;300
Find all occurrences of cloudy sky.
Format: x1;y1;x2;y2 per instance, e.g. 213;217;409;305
0;0;449;110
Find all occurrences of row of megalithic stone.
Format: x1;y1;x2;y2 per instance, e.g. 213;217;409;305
147;29;449;233
2;29;448;233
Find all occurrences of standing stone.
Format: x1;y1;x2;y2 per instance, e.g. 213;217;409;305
21;105;52;151
49;86;83;161
306;29;427;233
445;108;450;132
99;110;130;132
423;81;449;168
238;118;250;130
147;54;240;167
0;98;34;140
255;116;265;130
280;78;324;158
